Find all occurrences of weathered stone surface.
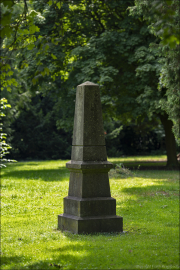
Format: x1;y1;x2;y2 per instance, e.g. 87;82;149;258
68;171;111;198
58;214;123;234
72;81;105;147
64;196;116;217
58;81;123;234
71;146;107;161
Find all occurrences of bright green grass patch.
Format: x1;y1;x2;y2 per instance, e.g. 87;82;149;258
109;155;167;162
1;158;179;270
110;155;168;168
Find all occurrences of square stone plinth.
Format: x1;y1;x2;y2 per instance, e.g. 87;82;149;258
58;214;123;234
64;196;116;217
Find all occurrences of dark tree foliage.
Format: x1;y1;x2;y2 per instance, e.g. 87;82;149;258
9;93;72;160
1;0;179;166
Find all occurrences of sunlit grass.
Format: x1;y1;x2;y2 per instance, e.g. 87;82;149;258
109;155;168;168
1;157;179;269
109;155;167;162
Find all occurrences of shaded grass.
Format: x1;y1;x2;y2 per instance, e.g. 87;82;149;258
1;157;179;269
109;155;167;170
110;155;180;170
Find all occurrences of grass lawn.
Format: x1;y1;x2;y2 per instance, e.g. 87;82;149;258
110;155;168;169
1;157;179;269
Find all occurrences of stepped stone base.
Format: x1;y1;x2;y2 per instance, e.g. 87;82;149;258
63;196;116;217
58;214;123;234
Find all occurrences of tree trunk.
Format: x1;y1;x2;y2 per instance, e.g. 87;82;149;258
159;113;178;168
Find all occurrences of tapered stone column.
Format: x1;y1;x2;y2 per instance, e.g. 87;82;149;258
58;81;123;234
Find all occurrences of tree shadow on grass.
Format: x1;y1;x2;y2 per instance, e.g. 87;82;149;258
1;243;94;270
131;170;179;181
1;167;69;182
120;182;179;197
1;255;25;269
3;168;178;183
116;183;179;232
2;242;127;270
110;160;180;171
110;171;179;182
4;226;179;270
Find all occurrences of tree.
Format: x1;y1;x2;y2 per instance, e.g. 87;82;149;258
8;92;72;160
2;0;178;166
0;98;16;167
129;0;180;147
0;0;42;92
129;0;180;47
56;0;177;167
1;0;75;161
0;0;59;160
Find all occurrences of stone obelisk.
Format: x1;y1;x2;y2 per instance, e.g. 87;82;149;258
58;81;123;234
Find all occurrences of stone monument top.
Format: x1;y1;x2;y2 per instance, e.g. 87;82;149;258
72;81;105;159
78;81;98;86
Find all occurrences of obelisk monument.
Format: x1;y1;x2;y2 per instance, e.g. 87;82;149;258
58;81;123;234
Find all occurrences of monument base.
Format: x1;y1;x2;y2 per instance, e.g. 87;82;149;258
58;214;123;234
